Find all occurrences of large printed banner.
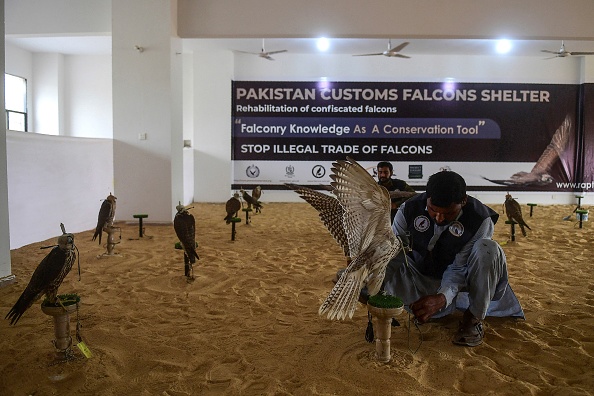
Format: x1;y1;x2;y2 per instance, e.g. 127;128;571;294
232;81;581;191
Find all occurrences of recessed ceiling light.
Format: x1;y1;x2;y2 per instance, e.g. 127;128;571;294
317;37;330;52
496;39;512;54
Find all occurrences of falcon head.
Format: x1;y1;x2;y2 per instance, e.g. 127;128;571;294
57;233;75;250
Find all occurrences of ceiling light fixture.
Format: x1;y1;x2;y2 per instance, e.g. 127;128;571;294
495;39;512;54
317;37;330;52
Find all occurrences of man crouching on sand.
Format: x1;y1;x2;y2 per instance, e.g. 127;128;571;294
377;170;524;346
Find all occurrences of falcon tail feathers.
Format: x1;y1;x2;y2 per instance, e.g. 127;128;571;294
92;227;102;244
5;290;40;325
319;265;368;320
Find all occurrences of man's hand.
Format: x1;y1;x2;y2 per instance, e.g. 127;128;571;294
410;294;447;323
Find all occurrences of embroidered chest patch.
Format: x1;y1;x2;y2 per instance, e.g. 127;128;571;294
449;221;464;237
414;215;431;232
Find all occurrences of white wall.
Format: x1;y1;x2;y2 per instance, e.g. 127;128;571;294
6;131;113;249
32;53;64;135
64;55;113;138
192;50;234;202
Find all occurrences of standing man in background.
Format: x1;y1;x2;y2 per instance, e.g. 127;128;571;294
377;161;417;222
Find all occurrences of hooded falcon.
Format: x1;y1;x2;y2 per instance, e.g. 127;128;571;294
92;193;117;244
174;202;199;278
224;193;242;224
6;224;78;325
294;157;403;320
504;193;531;237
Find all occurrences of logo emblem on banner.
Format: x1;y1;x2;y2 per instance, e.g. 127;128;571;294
312;165;326;178
414;215;430;232
246;165;260;178
285;165;295;178
449;221;464;237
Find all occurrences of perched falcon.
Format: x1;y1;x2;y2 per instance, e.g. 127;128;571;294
92;193;117;244
241;189;263;213
286;184;350;257
6;224;78;325
224;193;242;224
252;186;263;213
174;202;199;278
483;115;571;187
297;157;403;320
503;193;531;237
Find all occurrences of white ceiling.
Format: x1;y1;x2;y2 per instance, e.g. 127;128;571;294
6;35;594;58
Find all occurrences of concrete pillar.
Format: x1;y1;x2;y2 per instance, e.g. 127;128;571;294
111;0;184;222
0;0;15;286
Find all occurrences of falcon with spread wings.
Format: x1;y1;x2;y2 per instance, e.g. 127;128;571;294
291;157;403;320
6;224;78;325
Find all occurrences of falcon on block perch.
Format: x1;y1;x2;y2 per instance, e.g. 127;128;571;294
174;202;199;279
293;157;404;320
241;189;263;213
6;224;79;325
503;193;531;237
224;193;242;224
92;193;117;245
252;186;263;213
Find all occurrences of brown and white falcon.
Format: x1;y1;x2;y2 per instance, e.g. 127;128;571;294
503;193;531;237
295;157;403;320
224;193;242;224
92;193;117;244
252;186;263;213
174;202;199;278
483;115;571;186
241;189;263;213
6;224;78;325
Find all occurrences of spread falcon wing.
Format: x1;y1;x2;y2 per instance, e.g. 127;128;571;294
504;194;531;237
6;225;77;325
482;115;571;187
92;193;116;244
224;194;242;224
286;183;350;257
174;203;199;264
319;157;402;320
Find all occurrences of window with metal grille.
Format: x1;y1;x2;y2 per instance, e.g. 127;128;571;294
5;73;28;132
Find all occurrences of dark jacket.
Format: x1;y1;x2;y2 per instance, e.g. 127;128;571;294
401;193;498;278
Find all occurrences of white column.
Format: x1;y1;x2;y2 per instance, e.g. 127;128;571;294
0;1;15;285
111;0;184;222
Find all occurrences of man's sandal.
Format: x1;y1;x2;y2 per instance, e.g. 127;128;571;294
452;309;484;347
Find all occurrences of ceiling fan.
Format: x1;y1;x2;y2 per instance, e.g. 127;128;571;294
541;40;594;58
234;39;288;61
353;39;411;58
